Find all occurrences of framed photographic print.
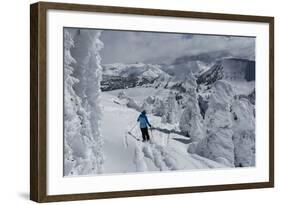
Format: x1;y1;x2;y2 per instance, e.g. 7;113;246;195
30;1;274;202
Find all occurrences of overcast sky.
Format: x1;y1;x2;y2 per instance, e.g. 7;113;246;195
98;29;255;65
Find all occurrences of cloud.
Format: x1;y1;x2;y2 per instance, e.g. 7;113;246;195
97;29;255;64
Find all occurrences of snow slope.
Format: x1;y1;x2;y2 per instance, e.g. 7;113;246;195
100;91;226;174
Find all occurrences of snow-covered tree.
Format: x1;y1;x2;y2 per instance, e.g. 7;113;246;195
117;90;127;99
161;91;181;124
64;29;105;175
192;80;235;167
179;98;205;141
63;30;84;176
127;98;141;111
141;100;152;114
152;97;166;117
231;98;255;167
179;72;204;141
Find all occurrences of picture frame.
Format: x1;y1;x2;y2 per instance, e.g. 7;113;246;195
30;1;274;203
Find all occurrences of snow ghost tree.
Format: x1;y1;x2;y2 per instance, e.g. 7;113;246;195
179;72;205;141
231;98;255;167
192;80;235;167
179;98;205;141
152;97;166;117
64;30;83;176
127;98;141;111
64;29;104;175
117;90;127;99
141;97;153;114
161;91;180;124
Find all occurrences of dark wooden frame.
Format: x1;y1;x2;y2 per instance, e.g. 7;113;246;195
30;1;274;203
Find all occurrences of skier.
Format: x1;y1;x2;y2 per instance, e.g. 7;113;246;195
137;110;152;142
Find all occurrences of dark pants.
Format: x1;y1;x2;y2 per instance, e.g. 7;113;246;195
140;127;150;141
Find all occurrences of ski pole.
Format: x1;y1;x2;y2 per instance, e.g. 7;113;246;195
167;132;170;146
150;128;156;144
150;127;154;138
129;122;138;133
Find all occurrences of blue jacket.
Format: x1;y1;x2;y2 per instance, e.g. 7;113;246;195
137;113;151;128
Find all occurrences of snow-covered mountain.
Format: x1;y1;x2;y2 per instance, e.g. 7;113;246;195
160;60;210;78
101;63;171;91
101;57;255;96
101;61;208;93
102;63;164;78
197;58;255;85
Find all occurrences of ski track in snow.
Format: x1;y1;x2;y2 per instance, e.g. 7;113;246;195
100;91;225;174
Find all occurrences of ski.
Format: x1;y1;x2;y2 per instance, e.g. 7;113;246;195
127;131;141;141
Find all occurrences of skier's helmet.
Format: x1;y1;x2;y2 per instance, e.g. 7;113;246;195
142;110;146;115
